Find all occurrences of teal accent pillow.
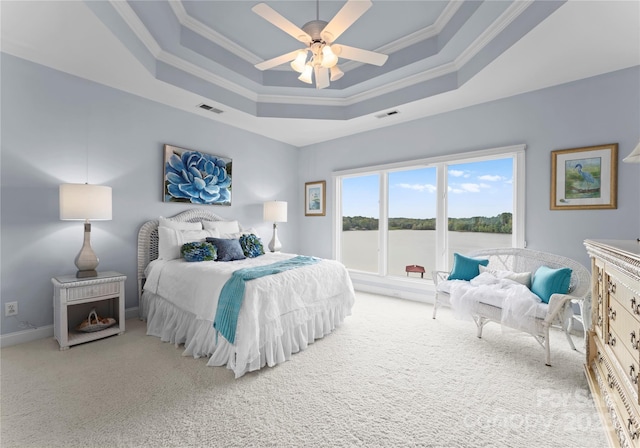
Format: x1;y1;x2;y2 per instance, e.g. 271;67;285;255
448;253;489;281
181;242;216;262
205;237;246;262
239;234;265;258
531;265;572;303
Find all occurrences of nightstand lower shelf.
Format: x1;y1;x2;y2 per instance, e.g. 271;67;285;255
63;326;124;349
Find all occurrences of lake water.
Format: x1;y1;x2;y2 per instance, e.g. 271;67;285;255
341;230;512;276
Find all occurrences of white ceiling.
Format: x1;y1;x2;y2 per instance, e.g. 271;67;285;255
1;0;639;147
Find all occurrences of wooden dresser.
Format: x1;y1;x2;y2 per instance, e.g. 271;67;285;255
585;239;640;447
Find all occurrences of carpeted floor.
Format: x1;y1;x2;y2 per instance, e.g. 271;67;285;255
1;292;606;448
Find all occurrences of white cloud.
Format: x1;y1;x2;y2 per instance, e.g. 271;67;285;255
478;174;503;181
448;183;491;193
448;169;466;177
396;183;437;193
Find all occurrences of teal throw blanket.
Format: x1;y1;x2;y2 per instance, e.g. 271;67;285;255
213;256;321;344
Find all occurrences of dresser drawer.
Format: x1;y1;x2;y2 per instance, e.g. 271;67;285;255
65;282;120;302
608;326;640;397
607;266;640;319
608;299;640;356
594;342;640;447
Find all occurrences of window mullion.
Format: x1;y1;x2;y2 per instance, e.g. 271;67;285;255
436;163;448;272
379;172;389;276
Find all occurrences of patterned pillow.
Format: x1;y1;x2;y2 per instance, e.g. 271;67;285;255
239;234;265;258
205;237;246;262
181;242;217;262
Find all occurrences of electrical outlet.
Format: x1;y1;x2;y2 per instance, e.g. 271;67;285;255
5;302;18;317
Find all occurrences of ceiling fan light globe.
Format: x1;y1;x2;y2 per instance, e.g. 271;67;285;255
298;64;314;84
290;50;308;73
320;45;338;68
330;65;344;81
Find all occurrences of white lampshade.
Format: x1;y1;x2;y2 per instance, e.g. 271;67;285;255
298;64;313;84
623;141;640;163
330;65;344;81
290;50;308;73
320;45;338;68
60;184;112;221
263;201;288;223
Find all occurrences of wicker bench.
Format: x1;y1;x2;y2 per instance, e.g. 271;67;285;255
432;248;591;366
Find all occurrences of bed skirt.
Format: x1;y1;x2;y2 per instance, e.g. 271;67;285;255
141;290;353;378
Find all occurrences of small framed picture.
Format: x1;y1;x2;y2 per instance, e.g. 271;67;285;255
305;181;326;216
550;143;618;210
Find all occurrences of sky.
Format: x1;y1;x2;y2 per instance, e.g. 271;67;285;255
342;158;513;219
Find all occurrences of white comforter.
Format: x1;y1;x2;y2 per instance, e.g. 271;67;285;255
143;252;355;377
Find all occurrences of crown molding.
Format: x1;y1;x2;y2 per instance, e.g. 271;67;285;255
169;1;263;65
158;51;259;101
110;0;161;57
456;0;533;67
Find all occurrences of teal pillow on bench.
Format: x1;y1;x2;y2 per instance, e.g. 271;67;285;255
531;265;572;303
448;253;489;281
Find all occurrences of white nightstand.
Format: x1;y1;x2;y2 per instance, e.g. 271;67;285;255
52;271;126;350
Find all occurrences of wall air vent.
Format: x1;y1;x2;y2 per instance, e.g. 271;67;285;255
375;110;399;119
197;103;224;114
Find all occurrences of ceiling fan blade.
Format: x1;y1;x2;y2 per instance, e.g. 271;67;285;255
315;66;330;89
255;50;301;71
252;3;311;44
333;44;388;66
321;0;372;43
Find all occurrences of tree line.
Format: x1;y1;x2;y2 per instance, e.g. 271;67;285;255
343;213;512;234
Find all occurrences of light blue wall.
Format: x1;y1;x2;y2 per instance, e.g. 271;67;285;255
2;52;639;338
297;67;640;268
1;54;299;335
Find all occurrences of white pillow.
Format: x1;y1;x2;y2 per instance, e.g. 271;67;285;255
158;216;202;230
202;220;240;234
158;227;219;260
479;265;532;288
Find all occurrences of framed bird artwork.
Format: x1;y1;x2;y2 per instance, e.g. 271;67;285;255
551;143;618;210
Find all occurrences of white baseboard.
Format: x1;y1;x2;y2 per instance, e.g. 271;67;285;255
1;307;140;348
0;324;54;348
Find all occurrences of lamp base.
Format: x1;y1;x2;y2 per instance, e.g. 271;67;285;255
268;223;282;253
76;269;98;278
75;222;100;278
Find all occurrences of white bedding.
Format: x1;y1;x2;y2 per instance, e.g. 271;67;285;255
143;252;355;377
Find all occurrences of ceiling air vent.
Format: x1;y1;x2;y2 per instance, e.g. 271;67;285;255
375;110;399;119
197;103;224;114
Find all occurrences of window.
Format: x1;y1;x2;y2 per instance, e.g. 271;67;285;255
334;145;524;280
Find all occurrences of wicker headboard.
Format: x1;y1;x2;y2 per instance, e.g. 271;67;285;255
137;208;225;303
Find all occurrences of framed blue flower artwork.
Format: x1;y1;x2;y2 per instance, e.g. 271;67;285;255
163;144;232;205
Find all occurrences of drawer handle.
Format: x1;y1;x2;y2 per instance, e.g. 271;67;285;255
632;331;639;350
597;316;603;327
630;365;638;384
609;281;617;293
609;332;616;346
608;307;616;321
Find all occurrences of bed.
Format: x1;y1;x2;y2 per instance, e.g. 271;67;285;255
137;209;355;378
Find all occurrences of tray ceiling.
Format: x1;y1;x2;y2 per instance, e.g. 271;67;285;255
2;1;639;146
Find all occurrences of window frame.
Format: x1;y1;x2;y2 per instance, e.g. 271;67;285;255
333;144;525;280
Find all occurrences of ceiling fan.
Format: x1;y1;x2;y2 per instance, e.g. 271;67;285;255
252;0;388;89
